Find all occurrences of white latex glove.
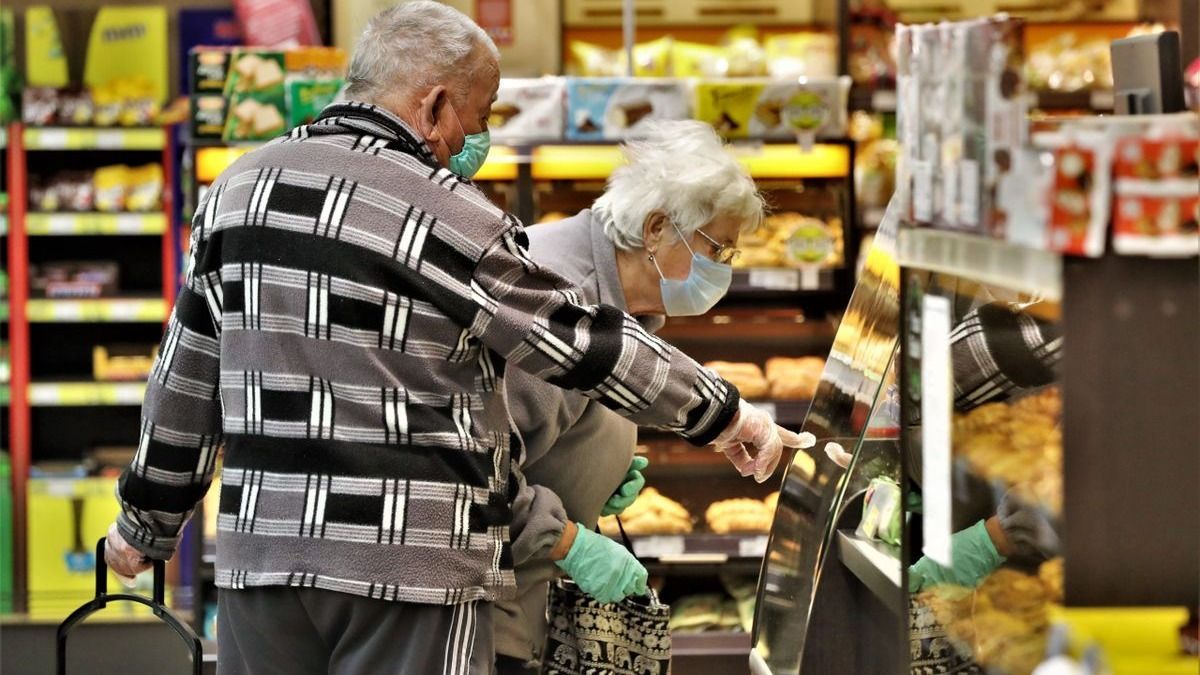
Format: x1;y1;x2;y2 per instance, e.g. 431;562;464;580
715;400;816;482
105;522;151;588
824;441;854;469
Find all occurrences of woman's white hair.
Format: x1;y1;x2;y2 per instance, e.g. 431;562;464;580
595;120;764;250
344;1;499;103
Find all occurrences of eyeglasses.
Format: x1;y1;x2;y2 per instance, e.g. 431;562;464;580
694;229;741;265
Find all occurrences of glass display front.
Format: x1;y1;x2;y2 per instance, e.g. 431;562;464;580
751;198;901;673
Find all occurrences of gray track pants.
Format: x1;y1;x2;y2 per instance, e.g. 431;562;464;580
217;587;494;674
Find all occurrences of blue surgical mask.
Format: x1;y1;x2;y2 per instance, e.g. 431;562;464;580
652;224;733;316
449;130;491;178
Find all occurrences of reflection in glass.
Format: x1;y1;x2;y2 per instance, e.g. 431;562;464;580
904;271;1064;675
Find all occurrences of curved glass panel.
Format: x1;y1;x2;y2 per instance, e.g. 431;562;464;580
751;199;903;673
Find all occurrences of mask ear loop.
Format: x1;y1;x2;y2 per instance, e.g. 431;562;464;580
647;252;667;280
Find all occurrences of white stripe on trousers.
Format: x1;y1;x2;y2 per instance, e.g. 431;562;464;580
443;600;478;675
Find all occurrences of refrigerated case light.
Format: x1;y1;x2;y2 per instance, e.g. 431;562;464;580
24;127;164;151
25;212;167;236
26;298;168;323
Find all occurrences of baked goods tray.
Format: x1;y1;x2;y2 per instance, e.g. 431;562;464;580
836;530;902;614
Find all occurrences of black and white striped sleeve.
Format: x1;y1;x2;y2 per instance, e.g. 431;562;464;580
115;204;225;560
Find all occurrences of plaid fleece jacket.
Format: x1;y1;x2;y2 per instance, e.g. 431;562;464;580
115;103;739;604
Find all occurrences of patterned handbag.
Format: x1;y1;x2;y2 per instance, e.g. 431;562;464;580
541;520;671;675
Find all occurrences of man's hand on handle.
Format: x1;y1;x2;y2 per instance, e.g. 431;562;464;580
104;522;152;588
715;400;816;483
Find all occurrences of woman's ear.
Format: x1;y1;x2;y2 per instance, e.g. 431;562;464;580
643;211;668;253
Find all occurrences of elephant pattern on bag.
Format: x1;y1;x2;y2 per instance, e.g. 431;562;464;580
553;644;577;670
610;645;633;670
633;653;661;675
578;639;602;662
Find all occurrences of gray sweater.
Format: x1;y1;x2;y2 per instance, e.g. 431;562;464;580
496;209;665;661
115;103;738;606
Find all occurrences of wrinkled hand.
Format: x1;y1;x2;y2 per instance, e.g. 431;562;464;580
715;400;816;483
104;522;151;588
555;526;648;604
602;456;648;517
997;492;1061;562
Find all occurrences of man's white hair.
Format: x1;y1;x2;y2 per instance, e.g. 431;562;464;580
344;1;499;103
595;120;764;250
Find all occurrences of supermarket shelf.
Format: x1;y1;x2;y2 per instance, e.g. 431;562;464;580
26;212;167;236
836;531;902;614
23;127;164;151
533;142;850;181
26;298;169;323
1034;89;1115;111
897;228;1063;300
656;310;838;343
849;86;1115;113
28;381;147;406
194;143;519;183
672;631;752;656
730;267;836;295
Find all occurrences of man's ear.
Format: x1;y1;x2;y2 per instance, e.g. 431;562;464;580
418;84;449;146
643;211;668;252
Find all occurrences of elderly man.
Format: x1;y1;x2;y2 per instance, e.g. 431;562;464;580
103;3;804;673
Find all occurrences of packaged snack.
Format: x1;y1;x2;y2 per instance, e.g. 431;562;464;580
568;38;672;77
192;95;228;139
31;262;120;299
1113;137;1200;181
671;41;724;78
1113;194;1200;256
93;165;130;213
692;78;849;140
763;32;838;79
225;50;286;96
23;87;60;126
93;345;159;382
1040;131;1113;257
190;48;231;93
565;78;689;141
56;172;96;213
285;79;342;129
488;78;565;143
126;164;164;212
982;17;1028;238
856;477;901;545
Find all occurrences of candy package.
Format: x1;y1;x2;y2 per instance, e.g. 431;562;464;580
565;78;689;141
693;77;849;140
488;78;565;143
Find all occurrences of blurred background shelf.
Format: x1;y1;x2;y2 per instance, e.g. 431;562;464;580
28;381;147;407
23;127;164;151
25;298;168;323
897;228;1063;300
25;213;166;236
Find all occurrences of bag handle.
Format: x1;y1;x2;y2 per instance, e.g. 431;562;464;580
57;538;203;675
595;517;666;609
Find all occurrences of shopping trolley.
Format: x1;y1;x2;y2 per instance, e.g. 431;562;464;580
56;538;203;674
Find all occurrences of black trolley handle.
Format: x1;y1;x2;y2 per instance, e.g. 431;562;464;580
56;537;203;675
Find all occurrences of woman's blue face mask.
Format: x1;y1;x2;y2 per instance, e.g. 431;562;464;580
651;224;733;316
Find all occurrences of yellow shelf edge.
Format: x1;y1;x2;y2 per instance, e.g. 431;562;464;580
26;212;167;236
26;298;168;323
28;381;147;406
23;127;165;151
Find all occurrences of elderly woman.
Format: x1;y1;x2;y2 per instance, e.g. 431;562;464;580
497;120;766;673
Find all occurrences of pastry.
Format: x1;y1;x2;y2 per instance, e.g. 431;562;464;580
706;498;773;534
704;361;769;400
599;487;692;536
765;356;825;400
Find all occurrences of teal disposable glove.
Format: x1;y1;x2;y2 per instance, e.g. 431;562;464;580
601;456;648;516
908;519;1006;593
555;525;648;604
